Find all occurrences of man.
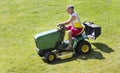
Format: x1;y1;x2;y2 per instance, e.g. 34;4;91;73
59;5;85;50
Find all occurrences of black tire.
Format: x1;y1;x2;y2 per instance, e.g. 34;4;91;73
76;40;91;54
37;50;50;57
43;52;56;63
38;51;44;57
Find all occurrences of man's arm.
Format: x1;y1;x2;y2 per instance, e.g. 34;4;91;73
59;16;76;25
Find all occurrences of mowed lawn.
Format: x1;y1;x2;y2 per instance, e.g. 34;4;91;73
0;0;120;73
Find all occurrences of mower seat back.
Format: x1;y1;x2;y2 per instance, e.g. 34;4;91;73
73;24;85;38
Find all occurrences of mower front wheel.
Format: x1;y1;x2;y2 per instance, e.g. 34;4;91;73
43;52;56;63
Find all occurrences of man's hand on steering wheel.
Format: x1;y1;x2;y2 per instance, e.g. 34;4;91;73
57;24;63;27
57;24;66;30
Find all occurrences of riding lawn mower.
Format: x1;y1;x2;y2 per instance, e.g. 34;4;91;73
34;22;101;63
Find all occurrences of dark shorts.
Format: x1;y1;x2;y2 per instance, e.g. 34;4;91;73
67;26;83;37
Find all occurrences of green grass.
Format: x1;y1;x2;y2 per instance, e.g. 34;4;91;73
0;0;120;73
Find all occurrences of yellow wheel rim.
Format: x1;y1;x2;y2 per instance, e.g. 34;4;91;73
81;45;89;53
49;54;54;61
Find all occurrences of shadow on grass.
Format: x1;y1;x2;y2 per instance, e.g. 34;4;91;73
78;49;105;60
50;49;105;65
92;42;114;53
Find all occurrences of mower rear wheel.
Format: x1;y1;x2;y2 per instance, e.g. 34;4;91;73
76;41;91;54
43;52;56;63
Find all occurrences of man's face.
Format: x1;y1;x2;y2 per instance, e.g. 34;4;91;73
66;7;72;14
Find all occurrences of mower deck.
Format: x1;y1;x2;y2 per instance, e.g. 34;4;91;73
56;52;74;60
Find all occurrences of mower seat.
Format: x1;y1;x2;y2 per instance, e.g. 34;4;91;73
74;25;85;38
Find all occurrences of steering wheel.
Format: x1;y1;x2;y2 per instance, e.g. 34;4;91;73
57;24;66;30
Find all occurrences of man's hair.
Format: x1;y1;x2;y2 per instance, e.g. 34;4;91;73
67;5;74;10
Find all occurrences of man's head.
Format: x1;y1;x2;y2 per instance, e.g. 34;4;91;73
66;5;74;14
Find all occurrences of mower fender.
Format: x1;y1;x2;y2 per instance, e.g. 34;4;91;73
73;34;88;49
